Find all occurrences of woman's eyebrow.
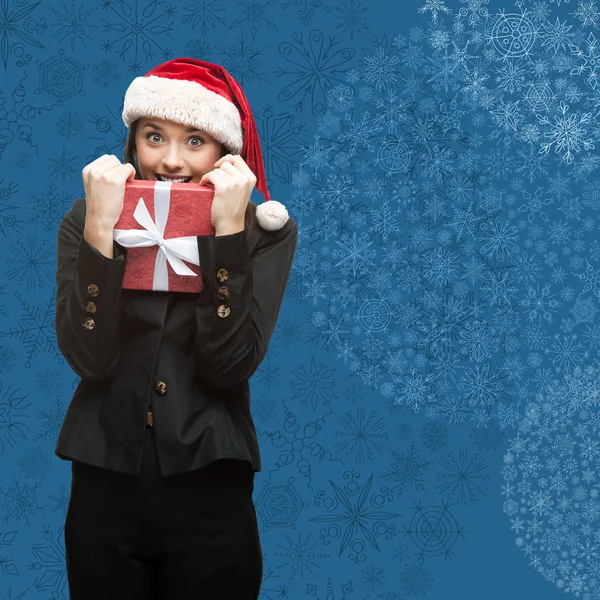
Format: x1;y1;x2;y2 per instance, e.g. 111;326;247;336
142;123;202;133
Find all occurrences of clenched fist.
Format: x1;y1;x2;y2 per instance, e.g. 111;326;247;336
199;154;256;234
81;154;136;258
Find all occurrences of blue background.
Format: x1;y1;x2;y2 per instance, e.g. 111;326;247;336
1;0;598;597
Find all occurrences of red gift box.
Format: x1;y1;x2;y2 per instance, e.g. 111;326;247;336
113;180;215;293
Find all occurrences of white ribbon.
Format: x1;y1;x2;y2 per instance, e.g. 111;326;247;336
113;181;200;291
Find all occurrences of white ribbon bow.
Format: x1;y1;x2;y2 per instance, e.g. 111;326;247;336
113;181;200;291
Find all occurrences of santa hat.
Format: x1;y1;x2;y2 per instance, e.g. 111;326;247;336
121;57;288;231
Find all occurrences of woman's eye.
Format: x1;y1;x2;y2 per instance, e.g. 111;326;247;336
145;133;203;146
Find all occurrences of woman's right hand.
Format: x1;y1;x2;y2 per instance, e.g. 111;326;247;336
82;154;136;233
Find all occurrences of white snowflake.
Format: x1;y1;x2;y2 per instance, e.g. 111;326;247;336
361;45;401;92
570;32;600;89
573;0;600;28
537;101;594;164
418;0;452;22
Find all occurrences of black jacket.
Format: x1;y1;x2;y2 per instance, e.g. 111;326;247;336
54;198;298;476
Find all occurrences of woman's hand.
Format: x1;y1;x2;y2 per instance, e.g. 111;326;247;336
199;154;256;234
81;154;136;258
82;154;136;233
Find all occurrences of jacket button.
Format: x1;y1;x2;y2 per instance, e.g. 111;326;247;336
217;286;230;300
155;381;167;395
85;301;97;313
87;284;99;297
82;317;95;330
217;304;230;318
216;268;229;283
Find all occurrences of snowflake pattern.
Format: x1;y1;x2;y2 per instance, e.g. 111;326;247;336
4;1;600;598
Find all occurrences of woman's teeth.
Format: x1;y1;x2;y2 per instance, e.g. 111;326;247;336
156;175;191;183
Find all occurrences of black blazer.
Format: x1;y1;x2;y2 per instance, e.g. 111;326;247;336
54;198;298;476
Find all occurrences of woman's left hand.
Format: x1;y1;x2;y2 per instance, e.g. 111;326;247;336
199;154;256;233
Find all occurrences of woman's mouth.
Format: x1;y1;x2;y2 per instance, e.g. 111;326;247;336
156;174;192;183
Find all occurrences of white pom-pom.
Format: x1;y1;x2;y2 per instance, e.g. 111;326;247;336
256;200;289;231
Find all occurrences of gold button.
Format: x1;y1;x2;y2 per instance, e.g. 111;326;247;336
87;284;99;297
85;301;96;313
82;317;95;330
217;286;230;300
155;381;167;396
217;304;230;318
216;268;229;283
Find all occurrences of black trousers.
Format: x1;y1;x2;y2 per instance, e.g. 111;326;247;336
64;425;263;599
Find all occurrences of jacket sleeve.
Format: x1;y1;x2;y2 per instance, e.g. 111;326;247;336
55;198;127;381
193;216;298;391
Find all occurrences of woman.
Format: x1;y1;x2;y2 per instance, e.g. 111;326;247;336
54;58;298;599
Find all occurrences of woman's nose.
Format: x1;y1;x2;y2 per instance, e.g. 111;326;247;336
161;145;184;168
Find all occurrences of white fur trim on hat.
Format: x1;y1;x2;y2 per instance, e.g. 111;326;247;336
122;75;243;153
256;200;289;231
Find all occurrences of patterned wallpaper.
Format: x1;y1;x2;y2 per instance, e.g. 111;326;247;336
2;0;600;598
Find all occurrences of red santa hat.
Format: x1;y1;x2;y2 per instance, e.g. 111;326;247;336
122;57;289;231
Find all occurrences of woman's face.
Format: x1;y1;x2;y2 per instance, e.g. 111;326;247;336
134;118;224;183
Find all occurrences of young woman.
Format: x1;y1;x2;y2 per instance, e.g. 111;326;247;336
54;58;298;599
